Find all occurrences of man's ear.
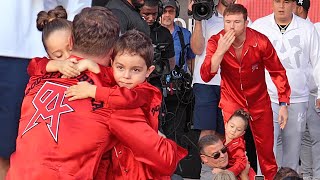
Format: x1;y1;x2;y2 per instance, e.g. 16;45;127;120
298;6;304;15
200;154;208;163
146;65;155;78
245;20;249;27
105;49;114;66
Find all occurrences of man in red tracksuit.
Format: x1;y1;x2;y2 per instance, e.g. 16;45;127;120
7;7;186;180
200;4;291;180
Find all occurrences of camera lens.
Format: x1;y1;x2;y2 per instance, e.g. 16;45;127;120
192;1;214;21
195;5;209;17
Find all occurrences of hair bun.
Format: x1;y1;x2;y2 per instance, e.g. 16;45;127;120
36;11;49;31
36;5;68;31
235;109;251;120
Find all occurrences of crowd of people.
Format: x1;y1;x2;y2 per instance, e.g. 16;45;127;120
0;0;320;180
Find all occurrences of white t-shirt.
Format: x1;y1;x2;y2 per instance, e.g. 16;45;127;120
192;13;224;86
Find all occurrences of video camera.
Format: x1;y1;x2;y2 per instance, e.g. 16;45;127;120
189;0;219;21
152;43;170;76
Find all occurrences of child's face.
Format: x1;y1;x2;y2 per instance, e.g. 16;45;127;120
45;29;72;61
112;52;154;89
225;116;246;140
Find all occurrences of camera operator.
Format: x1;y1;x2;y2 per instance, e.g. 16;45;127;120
152;0;195;149
161;0;195;73
139;0;175;88
190;0;232;139
140;0;177;137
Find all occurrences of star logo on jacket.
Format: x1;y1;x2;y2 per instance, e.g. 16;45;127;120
252;63;259;72
22;81;74;142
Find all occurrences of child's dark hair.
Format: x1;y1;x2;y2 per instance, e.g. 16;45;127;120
274;167;302;180
111;29;154;68
37;6;72;49
229;109;250;130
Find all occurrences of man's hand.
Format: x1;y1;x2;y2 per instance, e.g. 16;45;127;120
239;162;250;180
216;30;235;55
65;82;97;101
279;106;288;129
188;0;194;12
316;98;320;109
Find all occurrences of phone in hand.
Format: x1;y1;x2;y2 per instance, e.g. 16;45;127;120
255;175;265;180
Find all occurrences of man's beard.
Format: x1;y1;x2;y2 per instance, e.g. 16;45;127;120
132;0;144;9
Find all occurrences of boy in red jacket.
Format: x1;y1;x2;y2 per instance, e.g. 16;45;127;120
65;29;184;179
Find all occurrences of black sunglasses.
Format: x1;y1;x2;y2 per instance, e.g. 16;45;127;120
201;146;228;159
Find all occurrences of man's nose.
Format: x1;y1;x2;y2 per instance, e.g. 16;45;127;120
220;151;226;158
279;2;285;7
230;22;235;28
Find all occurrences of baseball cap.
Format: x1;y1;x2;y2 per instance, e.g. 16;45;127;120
296;0;310;12
162;0;177;9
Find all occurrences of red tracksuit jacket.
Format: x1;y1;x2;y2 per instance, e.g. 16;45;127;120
200;28;290;119
7;57;187;180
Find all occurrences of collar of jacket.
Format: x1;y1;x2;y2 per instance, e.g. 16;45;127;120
270;13;300;33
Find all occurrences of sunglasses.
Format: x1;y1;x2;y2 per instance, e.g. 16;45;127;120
201;146;228;159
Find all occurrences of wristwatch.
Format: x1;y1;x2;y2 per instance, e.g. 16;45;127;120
279;102;288;106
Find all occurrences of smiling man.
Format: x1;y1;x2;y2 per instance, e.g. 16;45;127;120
199;135;229;180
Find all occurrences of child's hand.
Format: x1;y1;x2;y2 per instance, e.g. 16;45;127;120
158;130;166;138
212;168;223;174
65;82;97;101
58;59;80;78
76;59;100;74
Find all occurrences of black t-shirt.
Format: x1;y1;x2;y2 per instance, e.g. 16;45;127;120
106;0;150;35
